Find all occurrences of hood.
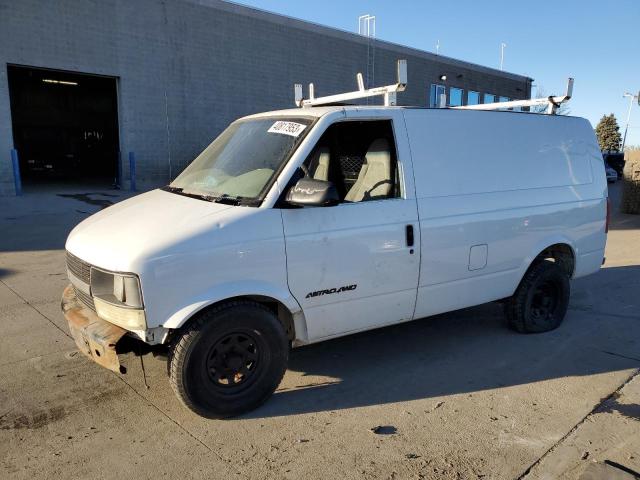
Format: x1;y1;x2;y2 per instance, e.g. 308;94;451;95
65;189;235;272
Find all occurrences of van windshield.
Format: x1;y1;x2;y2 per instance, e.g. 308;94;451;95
168;117;312;203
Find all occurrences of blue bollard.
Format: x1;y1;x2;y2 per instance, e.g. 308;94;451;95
116;150;122;189
128;151;136;192
11;149;22;196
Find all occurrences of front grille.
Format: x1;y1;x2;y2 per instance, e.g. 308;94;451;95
66;252;91;284
66;252;95;312
74;286;96;312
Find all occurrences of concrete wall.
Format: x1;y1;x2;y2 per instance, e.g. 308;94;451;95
0;0;532;195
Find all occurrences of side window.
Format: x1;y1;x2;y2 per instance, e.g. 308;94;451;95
304;120;400;203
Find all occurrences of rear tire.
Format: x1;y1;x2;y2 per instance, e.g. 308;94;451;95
169;300;288;418
504;260;570;333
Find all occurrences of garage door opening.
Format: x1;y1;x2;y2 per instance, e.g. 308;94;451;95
7;65;119;190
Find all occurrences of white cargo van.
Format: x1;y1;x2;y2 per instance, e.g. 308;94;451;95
62;66;608;417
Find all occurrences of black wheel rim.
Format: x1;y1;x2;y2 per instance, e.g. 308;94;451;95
206;331;262;391
530;280;559;322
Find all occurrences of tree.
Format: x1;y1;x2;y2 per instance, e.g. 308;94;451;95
530;86;570;115
595;114;622;152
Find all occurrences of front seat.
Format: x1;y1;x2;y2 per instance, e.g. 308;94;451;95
313;146;330;181
344;138;392;202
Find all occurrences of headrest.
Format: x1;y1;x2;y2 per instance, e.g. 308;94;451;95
365;138;390;165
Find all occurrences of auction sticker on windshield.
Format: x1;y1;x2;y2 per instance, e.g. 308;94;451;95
267;121;307;137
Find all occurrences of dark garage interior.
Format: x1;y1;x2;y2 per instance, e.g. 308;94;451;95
7;65;119;189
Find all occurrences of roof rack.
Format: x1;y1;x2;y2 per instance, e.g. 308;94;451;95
293;60;573;115
294;59;407;108
452;78;574;115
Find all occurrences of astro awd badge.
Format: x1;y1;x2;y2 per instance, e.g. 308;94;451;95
305;285;357;299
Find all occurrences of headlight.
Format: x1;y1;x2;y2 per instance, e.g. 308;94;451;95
90;267;146;330
93;298;146;330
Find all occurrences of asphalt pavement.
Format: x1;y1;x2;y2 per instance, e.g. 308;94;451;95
0;182;638;479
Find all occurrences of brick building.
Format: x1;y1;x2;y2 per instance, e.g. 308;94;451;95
0;0;532;194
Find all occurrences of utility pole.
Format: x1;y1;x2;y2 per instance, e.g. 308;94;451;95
500;42;507;71
622;91;639;152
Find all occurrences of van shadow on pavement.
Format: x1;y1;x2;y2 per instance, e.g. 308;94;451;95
242;264;640;419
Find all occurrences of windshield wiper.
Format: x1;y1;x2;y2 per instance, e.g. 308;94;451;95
163;187;256;206
162;185;183;193
162;186;217;202
213;194;242;205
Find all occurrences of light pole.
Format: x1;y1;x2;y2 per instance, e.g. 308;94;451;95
500;42;507;71
622;91;639;152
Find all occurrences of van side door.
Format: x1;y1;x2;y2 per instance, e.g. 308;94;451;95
280;111;420;341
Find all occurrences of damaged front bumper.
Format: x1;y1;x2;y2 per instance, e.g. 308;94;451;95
61;284;128;374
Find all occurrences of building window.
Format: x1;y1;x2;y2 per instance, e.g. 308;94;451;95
449;87;463;106
429;84;446;107
484;93;496;104
467;91;480;105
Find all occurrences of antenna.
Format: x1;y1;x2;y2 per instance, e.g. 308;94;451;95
294;59;407;108
500;42;507;71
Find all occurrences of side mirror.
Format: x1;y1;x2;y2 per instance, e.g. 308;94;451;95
286;178;339;207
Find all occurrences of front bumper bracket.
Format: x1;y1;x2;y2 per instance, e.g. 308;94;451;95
61;284;128;373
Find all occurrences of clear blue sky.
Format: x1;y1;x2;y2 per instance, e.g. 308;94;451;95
232;0;640;147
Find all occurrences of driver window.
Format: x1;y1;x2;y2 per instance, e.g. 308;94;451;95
304;120;400;203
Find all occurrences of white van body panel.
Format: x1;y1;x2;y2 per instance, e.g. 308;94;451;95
402;109;606;320
282;197;419;340
66;189;298;330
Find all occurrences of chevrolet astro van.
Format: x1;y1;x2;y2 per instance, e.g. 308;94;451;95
62;104;608;418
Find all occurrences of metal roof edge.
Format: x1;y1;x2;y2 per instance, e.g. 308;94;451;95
186;0;534;83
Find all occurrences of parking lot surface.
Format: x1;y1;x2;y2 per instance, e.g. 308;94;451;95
1;183;638;479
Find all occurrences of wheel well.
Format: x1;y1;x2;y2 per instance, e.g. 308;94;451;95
178;295;296;343
245;295;295;342
533;243;575;277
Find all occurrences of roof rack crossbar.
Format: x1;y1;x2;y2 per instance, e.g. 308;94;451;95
452;78;574;115
294;59;407;108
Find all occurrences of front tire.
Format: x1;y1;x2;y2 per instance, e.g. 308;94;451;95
169;301;288;418
504;260;570;333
